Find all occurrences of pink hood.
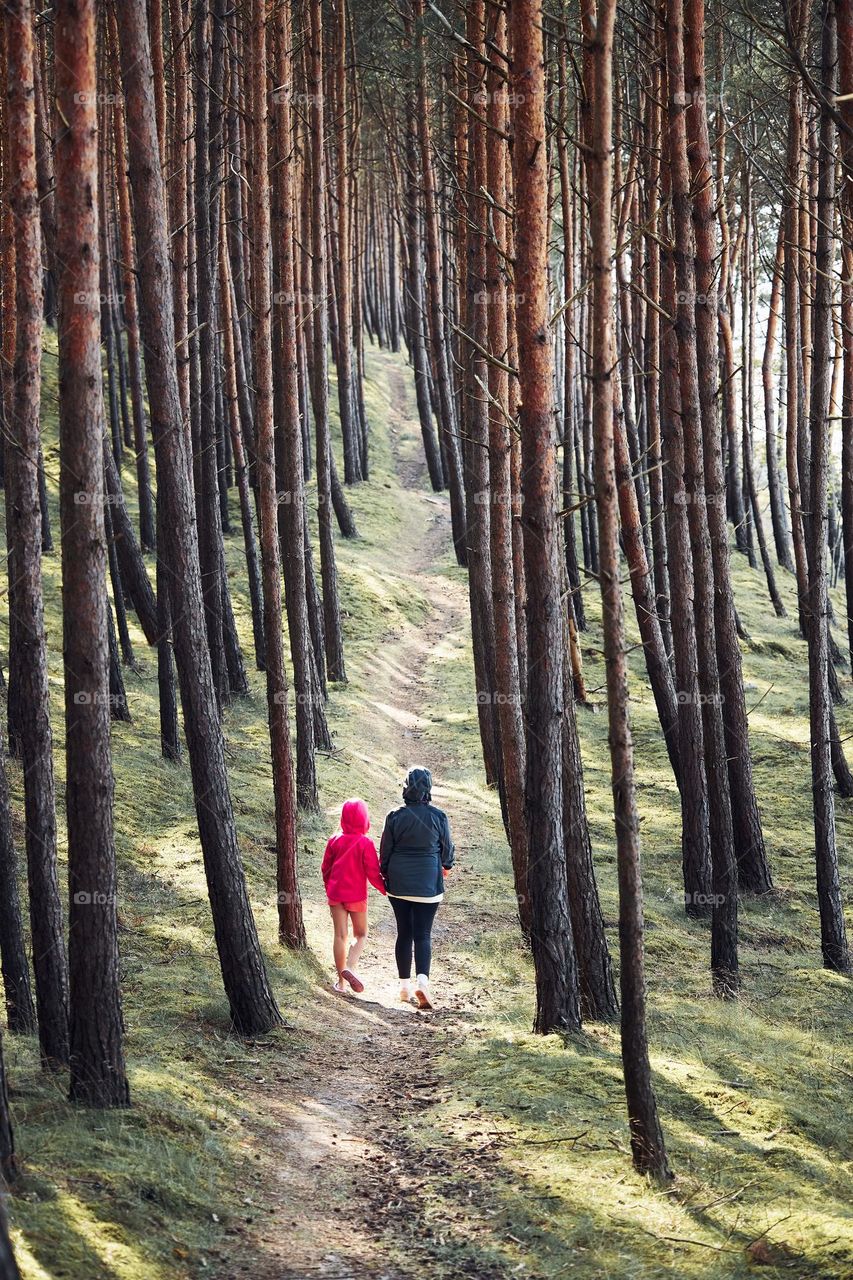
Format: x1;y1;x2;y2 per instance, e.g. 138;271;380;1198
340;798;370;835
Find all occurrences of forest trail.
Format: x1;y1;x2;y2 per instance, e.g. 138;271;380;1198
218;361;512;1280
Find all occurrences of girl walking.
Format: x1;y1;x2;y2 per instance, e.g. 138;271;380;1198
322;798;386;993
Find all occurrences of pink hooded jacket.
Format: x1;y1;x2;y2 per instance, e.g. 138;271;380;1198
321;799;386;905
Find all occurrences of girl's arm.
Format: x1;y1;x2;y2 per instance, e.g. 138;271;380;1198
363;839;387;895
321;838;335;886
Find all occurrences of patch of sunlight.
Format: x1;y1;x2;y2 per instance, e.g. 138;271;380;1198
370;700;429;730
54;1193;173;1280
10;1237;53;1280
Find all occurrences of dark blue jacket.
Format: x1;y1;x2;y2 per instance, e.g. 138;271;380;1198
380;801;455;898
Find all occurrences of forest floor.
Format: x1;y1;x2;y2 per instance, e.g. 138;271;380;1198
3;343;853;1279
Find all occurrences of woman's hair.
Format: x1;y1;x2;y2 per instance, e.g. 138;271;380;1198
402;766;432;804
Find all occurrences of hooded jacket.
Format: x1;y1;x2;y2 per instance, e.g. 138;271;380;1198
322;799;386;905
380;768;455;899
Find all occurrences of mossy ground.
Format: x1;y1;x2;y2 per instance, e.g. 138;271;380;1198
1;336;851;1278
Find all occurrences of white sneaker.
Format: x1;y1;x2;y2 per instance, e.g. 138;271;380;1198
414;974;433;1009
399;980;412;1003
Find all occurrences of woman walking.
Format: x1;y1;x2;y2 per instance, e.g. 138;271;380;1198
380;767;455;1008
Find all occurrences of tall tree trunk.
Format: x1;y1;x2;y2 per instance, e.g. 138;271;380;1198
55;0;130;1106
484;4;529;937
7;0;70;1069
272;0;324;810
667;0;738;995
509;0;580;1035
249;0;306;949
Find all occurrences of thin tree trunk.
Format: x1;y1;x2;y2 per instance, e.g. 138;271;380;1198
194;0;230;705
783;11;812;636
0;707;34;1033
332;0;361;483
583;0;670;1179
0;1031;16;1183
804;1;851;973
111;75;156;553
763;219;795;572
416;0;467;566
838;2;853;669
308;0;349;683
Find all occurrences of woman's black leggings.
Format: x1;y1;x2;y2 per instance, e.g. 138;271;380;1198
389;898;440;978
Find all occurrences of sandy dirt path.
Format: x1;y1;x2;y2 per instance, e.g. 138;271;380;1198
214;362;513;1280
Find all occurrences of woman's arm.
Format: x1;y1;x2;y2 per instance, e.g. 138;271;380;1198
379;813;394;878
438;812;455;870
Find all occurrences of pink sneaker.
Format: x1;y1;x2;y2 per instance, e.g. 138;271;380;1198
341;968;364;994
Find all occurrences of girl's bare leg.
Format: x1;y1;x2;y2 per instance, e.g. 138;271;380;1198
330;904;350;975
346;910;368;971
